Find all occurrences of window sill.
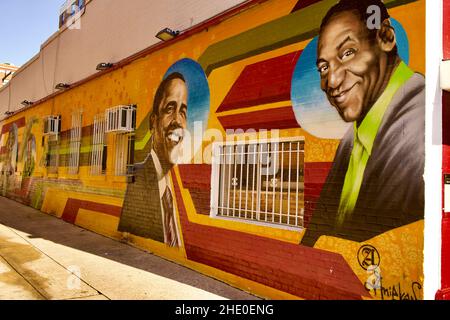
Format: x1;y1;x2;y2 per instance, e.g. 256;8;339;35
210;214;303;232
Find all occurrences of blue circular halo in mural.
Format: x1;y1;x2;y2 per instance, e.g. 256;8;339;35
291;19;410;139
164;58;210;140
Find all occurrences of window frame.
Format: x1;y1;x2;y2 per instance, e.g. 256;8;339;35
68;111;83;175
90;114;107;176
113;132;134;176
210;136;305;231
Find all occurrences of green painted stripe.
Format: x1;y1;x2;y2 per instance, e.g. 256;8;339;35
48;133;149;156
198;0;419;76
48;145;92;156
135;130;151;151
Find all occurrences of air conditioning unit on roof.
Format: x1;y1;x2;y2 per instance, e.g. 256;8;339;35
105;105;136;133
43;115;61;135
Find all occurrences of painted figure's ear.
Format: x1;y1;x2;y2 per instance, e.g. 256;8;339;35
377;19;397;53
149;112;156;131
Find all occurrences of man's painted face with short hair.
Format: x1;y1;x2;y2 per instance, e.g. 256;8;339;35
152;78;187;166
317;10;387;123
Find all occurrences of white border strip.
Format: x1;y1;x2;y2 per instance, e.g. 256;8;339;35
424;0;443;300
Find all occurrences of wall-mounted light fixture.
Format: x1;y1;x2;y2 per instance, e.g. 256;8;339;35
2;71;12;84
155;28;180;41
96;62;114;71
55;83;70;90
441;59;450;92
21;100;33;107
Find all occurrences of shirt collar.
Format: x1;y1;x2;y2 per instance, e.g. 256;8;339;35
151;148;172;199
355;61;414;156
150;148;164;181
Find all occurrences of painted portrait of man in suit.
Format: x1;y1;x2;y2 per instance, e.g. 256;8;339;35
118;72;187;247
301;0;425;246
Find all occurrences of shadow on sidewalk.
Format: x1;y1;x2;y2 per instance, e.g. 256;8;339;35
0;196;259;300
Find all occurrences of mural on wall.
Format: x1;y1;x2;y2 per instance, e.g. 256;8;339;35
291;18;410;139
0;124;18;196
0;0;425;300
118;59;210;247
19;117;38;178
22;135;36;178
298;0;424;246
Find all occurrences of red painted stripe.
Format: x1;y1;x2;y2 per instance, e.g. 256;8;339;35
61;198;122;224
1;117;26;134
444;0;450;60
218;106;300;131
442;216;450;290
180;188;210;216
172;168;368;300
178;164;212;215
442;0;450;297
443;92;450;172
217;51;301;112
304;162;333;227
178;164;211;190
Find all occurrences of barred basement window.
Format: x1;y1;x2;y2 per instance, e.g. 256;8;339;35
90;114;107;175
211;138;305;228
68;111;82;174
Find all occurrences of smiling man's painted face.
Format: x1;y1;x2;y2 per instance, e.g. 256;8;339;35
152;78;188;166
317;10;386;123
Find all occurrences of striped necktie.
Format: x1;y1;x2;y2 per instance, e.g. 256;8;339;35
161;185;177;247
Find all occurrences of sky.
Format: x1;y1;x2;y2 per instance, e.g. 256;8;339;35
0;0;63;66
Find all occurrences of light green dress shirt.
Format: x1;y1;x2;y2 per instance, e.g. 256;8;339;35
337;61;414;227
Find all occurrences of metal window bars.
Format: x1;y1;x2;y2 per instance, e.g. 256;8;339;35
68;111;82;175
90;114;106;175
212;138;305;228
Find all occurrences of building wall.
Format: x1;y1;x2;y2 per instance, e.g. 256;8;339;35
0;64;18;88
0;0;426;299
0;0;247;117
440;0;450;299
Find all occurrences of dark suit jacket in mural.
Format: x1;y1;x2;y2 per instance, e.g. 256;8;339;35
302;73;425;247
118;154;165;243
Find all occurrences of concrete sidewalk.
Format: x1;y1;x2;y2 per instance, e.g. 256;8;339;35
0;196;258;300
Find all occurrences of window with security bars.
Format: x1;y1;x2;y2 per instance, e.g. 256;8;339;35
47;135;59;174
68;111;82;174
211;138;305;228
114;133;134;176
90;114;107;175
